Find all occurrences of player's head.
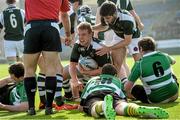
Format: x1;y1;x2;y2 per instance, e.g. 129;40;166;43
101;64;117;76
100;1;117;24
79;5;92;16
77;22;93;47
138;36;156;53
6;0;16;4
8;62;24;81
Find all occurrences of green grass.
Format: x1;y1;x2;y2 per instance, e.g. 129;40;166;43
0;56;180;119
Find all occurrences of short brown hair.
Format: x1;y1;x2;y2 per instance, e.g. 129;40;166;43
100;1;117;17
77;22;92;33
6;0;16;4
138;36;156;52
102;64;117;76
8;62;24;78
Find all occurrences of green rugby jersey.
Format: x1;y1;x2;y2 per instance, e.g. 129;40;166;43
81;74;125;99
0;5;25;41
9;81;27;105
129;51;178;102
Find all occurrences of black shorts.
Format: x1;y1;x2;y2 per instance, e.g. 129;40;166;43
81;90;126;115
24;20;62;53
0;84;16;105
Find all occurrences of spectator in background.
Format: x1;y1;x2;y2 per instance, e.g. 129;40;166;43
0;0;25;64
23;0;72;115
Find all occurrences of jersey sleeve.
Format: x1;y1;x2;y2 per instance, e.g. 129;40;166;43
123;21;133;35
60;0;70;12
20;9;26;23
126;0;134;11
20;85;28;102
95;54;111;67
0;12;4;29
163;53;175;64
128;61;141;83
70;43;80;62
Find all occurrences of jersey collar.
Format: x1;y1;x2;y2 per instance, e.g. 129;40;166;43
8;4;16;8
143;51;157;57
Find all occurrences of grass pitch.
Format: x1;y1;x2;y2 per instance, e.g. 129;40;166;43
0;56;180;119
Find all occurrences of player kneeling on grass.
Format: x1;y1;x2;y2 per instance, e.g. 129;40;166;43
79;64;169;119
0;62;28;112
69;22;111;101
125;36;179;103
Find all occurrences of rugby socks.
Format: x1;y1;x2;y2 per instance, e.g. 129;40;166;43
37;73;46;104
54;74;64;106
63;79;72;98
91;101;104;118
45;76;57;108
24;77;37;108
123;103;139;116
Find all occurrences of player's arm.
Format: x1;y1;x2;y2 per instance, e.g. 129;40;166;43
129;10;144;30
0;13;4;33
0;102;28;112
60;0;72;46
0;77;15;88
127;0;144;30
78;65;102;76
124;61;141;98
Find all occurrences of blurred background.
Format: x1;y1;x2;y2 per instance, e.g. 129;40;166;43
0;0;180;61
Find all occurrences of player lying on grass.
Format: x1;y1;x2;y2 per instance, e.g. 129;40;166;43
125;36;179;103
79;64;169;120
0;62;28;112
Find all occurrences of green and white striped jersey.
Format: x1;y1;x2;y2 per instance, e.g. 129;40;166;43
9;82;27;105
0;4;25;41
81;74;125;99
129;51;178;102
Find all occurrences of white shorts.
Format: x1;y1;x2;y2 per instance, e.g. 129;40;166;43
4;40;24;58
101;33;141;55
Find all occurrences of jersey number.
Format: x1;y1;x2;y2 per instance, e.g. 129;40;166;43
101;77;112;84
152;61;164;77
10;14;17;28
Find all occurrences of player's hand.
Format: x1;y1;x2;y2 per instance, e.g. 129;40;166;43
78;105;83;112
138;22;144;31
0;102;5;109
70;79;84;91
65;36;72;46
96;44;111;56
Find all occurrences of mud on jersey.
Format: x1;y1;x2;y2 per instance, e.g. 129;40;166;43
81;74;125;99
70;37;111;67
0;5;25;41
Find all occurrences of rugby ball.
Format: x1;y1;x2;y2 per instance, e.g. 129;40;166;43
79;57;98;70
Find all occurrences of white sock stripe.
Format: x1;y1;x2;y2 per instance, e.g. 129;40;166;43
46;89;53;93
56;76;63;81
37;82;45;87
38;74;46;78
63;79;70;84
39;91;46;96
55;92;62;97
64;88;71;92
63;84;70;87
57;83;62;87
